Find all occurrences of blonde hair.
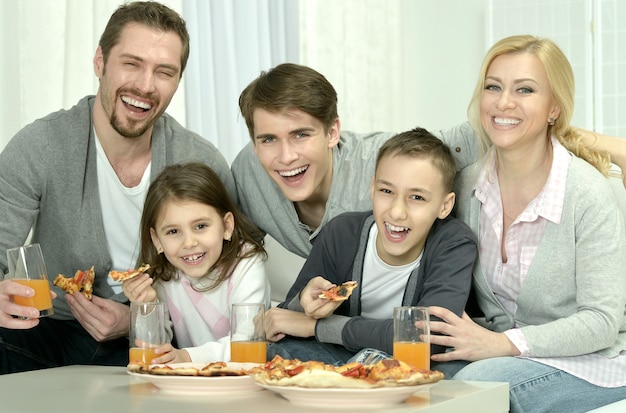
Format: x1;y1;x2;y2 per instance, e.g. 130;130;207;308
467;34;610;175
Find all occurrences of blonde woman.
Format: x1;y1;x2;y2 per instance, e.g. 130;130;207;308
429;35;626;413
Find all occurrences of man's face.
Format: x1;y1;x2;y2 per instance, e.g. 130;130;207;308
252;108;340;205
93;23;183;138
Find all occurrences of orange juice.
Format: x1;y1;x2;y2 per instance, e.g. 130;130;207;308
393;341;430;370
129;347;159;364
12;279;53;313
230;340;267;363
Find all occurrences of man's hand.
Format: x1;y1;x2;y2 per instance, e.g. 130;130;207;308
66;293;129;341
264;307;316;342
0;279;56;329
300;276;343;319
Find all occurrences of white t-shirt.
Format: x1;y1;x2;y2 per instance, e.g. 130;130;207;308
360;225;422;319
95;135;151;293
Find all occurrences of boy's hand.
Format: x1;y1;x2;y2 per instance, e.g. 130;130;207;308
300;276;343;319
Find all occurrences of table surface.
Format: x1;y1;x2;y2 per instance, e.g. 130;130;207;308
0;365;509;413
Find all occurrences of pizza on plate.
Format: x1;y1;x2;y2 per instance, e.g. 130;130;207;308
128;361;261;377
108;264;151;282
319;280;358;301
52;266;95;300
253;355;444;388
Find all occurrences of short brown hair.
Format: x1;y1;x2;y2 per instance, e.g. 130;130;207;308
239;63;338;140
376;127;457;192
99;1;190;77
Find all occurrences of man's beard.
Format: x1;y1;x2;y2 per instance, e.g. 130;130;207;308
110;110;152;138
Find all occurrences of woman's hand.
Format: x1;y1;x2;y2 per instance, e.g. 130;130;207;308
428;306;520;362
300;276;343;319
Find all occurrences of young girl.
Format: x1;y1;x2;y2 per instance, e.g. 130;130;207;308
122;162;270;364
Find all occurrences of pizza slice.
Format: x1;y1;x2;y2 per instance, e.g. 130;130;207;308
52;266;95;300
108;264;151;282
319;280;358;301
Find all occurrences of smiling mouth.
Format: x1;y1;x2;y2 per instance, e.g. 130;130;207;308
493;117;521;126
385;222;410;239
182;253;205;263
277;165;308;182
121;96;152;112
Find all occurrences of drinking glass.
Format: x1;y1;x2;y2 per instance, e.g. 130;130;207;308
7;243;54;318
393;306;430;370
230;303;266;363
129;301;166;365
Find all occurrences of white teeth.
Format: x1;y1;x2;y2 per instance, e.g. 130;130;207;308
385;223;409;233
494;117;520;126
121;96;152;110
182;253;204;263
279;166;308;177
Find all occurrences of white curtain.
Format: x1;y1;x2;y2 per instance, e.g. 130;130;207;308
0;0;299;165
182;0;299;164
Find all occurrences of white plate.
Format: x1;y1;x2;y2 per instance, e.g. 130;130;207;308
128;362;263;396
257;383;437;408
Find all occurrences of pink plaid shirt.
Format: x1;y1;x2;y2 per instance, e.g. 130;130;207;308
475;138;626;387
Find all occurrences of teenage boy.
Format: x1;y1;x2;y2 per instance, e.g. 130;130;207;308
262;128;477;363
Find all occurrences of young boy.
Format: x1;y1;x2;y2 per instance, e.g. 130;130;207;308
263;128;477;363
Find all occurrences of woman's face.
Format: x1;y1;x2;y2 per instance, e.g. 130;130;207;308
480;52;560;152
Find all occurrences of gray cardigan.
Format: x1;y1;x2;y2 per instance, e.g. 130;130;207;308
0;96;236;319
454;155;626;358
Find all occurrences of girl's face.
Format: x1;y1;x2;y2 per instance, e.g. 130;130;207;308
150;199;234;278
480;52;560;152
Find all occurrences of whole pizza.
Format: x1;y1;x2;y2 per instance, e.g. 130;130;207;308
253;355;444;389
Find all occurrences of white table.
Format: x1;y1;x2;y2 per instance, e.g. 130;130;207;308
0;365;509;413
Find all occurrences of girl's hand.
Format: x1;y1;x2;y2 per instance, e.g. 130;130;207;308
150;343;191;364
121;273;156;303
300;276;343;319
428;306;520;362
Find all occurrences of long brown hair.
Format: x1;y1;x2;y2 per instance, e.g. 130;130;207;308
139;162;266;291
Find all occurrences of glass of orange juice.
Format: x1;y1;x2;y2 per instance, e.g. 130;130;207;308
129;301;166;365
230;303;266;363
7;243;54;318
393;306;430;370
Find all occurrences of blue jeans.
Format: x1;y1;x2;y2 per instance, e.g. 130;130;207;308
349;349;626;412
267;337;356;365
448;357;626;413
0;318;128;374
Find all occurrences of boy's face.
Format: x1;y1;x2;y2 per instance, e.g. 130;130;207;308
252;107;340;205
371;154;454;266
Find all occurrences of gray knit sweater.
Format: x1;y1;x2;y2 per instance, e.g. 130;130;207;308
454;155;626;358
0;96;236;319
